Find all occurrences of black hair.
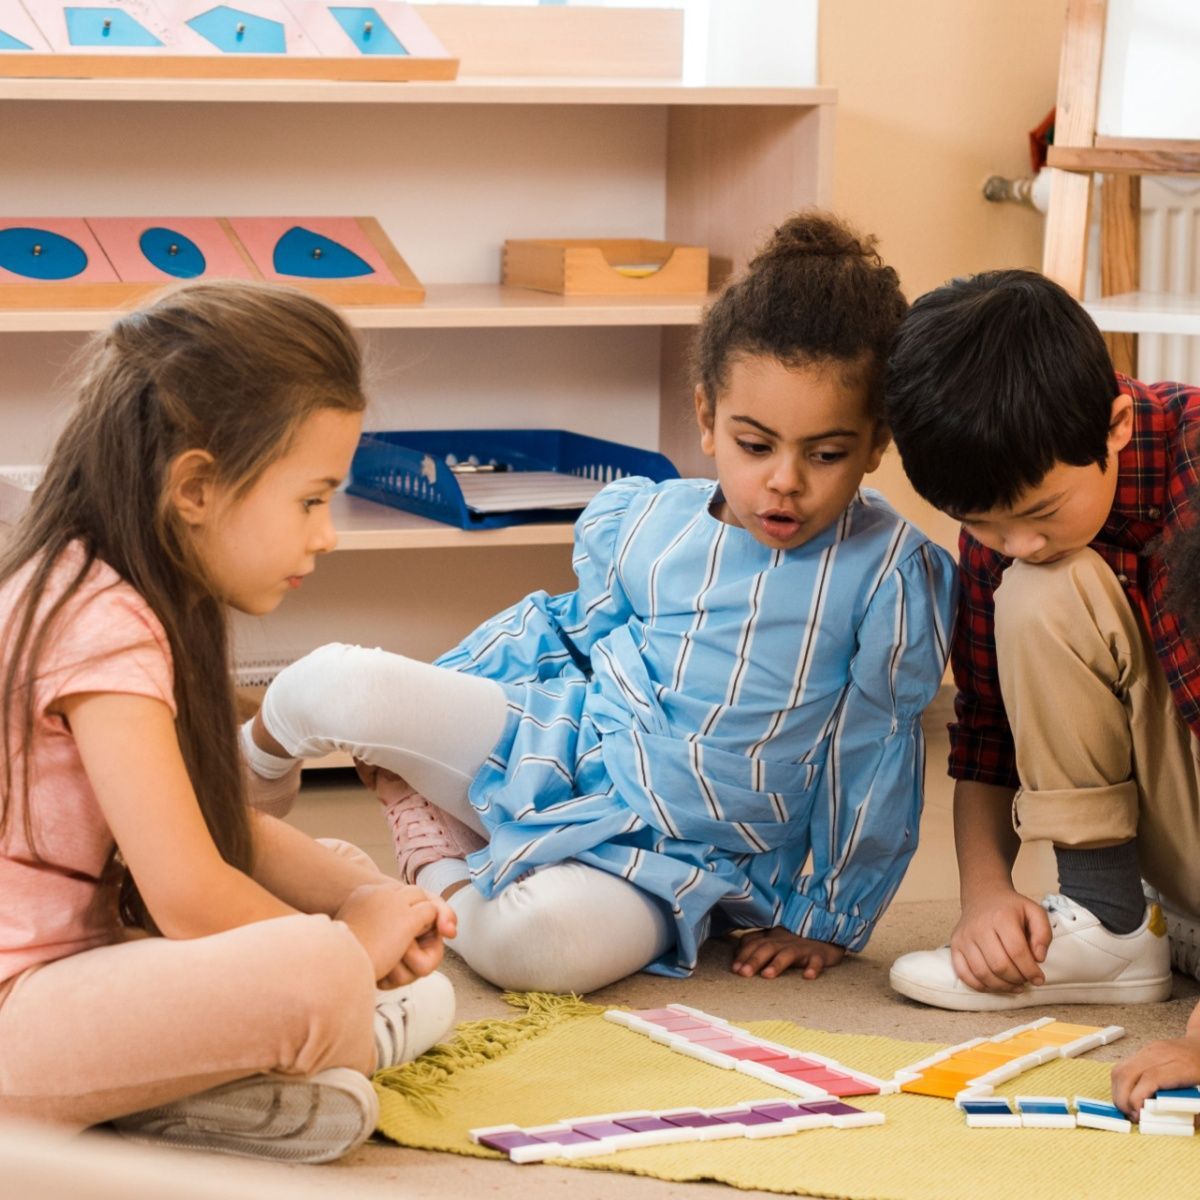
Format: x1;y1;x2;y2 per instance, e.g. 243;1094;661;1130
884;269;1119;515
692;210;907;421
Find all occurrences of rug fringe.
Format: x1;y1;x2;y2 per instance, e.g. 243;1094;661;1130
374;990;607;1114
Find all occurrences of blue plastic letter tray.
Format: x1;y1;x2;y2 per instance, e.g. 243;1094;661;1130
347;428;678;530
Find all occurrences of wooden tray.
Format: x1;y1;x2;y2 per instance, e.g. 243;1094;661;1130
503;238;710;297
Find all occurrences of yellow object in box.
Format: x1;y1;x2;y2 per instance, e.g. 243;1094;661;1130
503;238;710;296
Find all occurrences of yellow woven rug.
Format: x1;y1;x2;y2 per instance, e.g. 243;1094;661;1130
374;994;1197;1199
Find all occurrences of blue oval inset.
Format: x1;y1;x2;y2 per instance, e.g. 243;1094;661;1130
139;226;207;278
0;227;88;280
273;226;374;279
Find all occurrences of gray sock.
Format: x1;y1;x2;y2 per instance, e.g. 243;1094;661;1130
1054;840;1146;934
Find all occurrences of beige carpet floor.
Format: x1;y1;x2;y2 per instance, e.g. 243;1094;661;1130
258;689;1200;1200
13;691;1200;1199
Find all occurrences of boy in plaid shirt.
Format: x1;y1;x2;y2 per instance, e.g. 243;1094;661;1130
884;269;1200;1112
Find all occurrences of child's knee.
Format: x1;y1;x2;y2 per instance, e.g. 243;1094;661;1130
995;548;1116;639
471;901;609;993
265;642;403;750
462;867;666;994
250;914;377;1074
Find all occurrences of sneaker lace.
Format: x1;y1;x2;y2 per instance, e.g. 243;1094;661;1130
1041;893;1079;932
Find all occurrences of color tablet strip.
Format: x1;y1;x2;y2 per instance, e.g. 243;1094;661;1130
469;1095;884;1162
605;1005;890;1096
897;1018;1125;1099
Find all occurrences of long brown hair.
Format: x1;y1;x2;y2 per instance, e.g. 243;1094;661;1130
0;281;365;926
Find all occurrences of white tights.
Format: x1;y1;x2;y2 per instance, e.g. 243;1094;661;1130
261;644;673;994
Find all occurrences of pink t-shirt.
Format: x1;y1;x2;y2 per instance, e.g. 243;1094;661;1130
0;544;175;984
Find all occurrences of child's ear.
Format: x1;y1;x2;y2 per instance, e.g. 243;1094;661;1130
863;424;891;474
167;449;218;528
694;385;716;458
1107;392;1134;455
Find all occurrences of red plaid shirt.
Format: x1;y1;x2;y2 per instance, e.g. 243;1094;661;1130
949;377;1200;787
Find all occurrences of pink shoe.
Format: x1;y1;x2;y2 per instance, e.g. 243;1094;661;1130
372;767;486;884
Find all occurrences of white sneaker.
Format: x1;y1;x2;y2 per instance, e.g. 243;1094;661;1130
1144;883;1200;981
889;894;1172;1011
373;970;456;1072
112;1067;378;1163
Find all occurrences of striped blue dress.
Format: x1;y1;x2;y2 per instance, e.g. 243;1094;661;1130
436;476;956;976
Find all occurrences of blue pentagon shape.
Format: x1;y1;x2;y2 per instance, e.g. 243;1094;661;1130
187;6;286;54
65;7;163;47
273;226;374;279
0;227;88;280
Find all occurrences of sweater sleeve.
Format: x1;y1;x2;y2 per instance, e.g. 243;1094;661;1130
780;540;957;949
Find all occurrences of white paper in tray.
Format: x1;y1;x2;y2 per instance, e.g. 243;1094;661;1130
455;471;605;514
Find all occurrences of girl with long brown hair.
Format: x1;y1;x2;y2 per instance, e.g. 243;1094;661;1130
0;281;455;1162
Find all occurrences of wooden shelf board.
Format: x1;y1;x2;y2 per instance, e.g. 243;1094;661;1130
0;284;715;333
1084;291;1200;336
4;491;580;549
0;76;836;107
329;492;577;551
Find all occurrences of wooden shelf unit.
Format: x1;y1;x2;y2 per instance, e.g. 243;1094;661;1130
0;283;716;333
0;76;834;106
0;60;835;677
1042;0;1200;373
328;492;576;552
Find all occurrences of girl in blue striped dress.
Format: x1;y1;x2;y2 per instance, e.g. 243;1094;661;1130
245;212;957;993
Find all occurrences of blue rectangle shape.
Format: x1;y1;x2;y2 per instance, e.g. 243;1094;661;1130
1076;1100;1124;1120
1017;1101;1071;1115
1157;1087;1200;1100
961;1100;1015;1115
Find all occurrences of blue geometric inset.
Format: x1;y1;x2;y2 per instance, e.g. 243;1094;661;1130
139;227;207;279
0;28;33;50
187;6;286;53
273;227;374;279
0;228;88;280
329;7;406;55
65;7;163;47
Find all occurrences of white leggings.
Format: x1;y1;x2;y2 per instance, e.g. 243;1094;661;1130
263;644;674;994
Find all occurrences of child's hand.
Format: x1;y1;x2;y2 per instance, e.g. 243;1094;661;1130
950;888;1051;993
1111;1001;1200;1118
336;881;456;986
386;891;457;987
730;928;845;980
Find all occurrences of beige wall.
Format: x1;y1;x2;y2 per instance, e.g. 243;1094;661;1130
821;0;1067;549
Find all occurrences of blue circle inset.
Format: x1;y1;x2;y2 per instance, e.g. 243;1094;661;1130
0;227;88;280
139;227;207;279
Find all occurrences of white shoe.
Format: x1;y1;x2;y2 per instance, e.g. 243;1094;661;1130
373;970;456;1072
112;1067;377;1163
889;894;1172;1011
1144;883;1200;981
